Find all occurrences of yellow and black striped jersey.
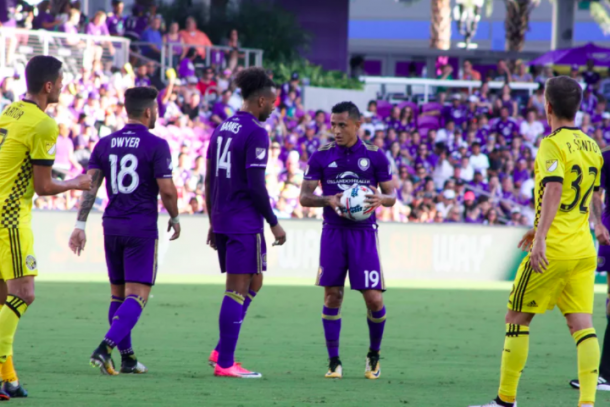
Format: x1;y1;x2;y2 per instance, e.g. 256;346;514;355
0;100;58;229
534;126;603;259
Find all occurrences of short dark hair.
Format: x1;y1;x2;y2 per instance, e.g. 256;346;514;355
124;86;158;117
26;56;62;94
234;67;277;100
331;101;361;120
545;76;582;121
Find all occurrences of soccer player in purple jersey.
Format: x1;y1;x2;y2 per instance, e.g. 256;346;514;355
205;67;286;378
68;87;180;375
299;101;396;379
570;145;610;392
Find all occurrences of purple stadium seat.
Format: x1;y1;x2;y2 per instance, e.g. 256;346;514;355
421;102;443;114
376;100;393;119
417;116;440;132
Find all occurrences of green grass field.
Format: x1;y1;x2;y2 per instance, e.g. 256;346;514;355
7;282;610;407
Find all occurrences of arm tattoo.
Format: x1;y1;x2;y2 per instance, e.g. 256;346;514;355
591;191;604;226
77;170;103;222
299;180;328;207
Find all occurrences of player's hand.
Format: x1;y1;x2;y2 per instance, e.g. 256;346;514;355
364;185;382;212
167;220;180;241
327;192;345;217
271;223;287;246
207;227;216;250
595;224;610;246
69;228;87;256
72;174;93;191
530;238;548;274
517;228;535;252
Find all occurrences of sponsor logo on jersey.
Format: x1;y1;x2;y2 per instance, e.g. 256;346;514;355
256;148;266;160
328;171;368;191
358;158;370;171
546;159;558;172
25;255;37;271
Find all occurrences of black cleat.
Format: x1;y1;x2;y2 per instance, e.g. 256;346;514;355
90;345;118;376
120;355;148;374
569;375;610;391
365;350;381;379
2;381;27;398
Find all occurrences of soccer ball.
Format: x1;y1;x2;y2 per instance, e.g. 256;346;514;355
340;184;375;221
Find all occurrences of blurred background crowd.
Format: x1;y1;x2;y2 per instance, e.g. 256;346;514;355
1;0;610;226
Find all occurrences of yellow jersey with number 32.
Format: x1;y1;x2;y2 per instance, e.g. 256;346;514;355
0;100;58;229
534;126;603;260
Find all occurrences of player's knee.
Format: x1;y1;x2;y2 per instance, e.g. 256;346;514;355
325;291;343;308
363;293;383;311
249;274;263;293
12;290;34;305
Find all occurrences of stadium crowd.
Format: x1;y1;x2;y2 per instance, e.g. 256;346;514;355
1;0;610;226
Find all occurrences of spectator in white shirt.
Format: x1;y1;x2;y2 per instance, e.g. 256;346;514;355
436;120;455;144
436;189;456;218
432;149;454;190
469;142;490;177
459;156;474;182
519;109;544;145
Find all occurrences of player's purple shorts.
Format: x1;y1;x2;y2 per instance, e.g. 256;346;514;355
598;244;610;273
215;233;266;274
317;226;385;291
104;235;158;286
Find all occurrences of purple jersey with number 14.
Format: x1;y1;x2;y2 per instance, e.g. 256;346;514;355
88;123;173;285
207;111;270;274
597;147;610;272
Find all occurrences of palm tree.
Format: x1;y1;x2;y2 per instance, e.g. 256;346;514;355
431;0;452;50
504;0;541;51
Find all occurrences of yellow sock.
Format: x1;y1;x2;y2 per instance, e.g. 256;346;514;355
498;324;530;404
0;295;28;364
1;356;17;383
573;328;600;407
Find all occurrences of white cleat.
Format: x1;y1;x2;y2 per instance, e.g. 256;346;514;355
469;401;517;407
569;376;610;391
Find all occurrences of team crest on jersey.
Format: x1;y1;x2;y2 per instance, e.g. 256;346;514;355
25;255;37;271
358;158;370;171
46;142;56;155
256;148;266;160
546;159;558;172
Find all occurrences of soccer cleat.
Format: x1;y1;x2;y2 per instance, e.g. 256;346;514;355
120;360;148;374
208;350;219;368
214;363;262;378
90;346;119;376
569;375;610;391
364;350;381;380
468;399;517;407
1;381;27;398
325;357;343;378
0;389;8;401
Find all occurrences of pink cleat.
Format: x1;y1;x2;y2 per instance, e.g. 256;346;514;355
214;363;262;378
208;350;219;367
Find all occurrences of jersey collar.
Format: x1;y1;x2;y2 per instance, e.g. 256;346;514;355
22;99;42;111
338;137;363;155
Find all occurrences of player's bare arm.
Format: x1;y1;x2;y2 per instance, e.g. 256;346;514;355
365;181;396;211
33;165;92;196
204;158;215;249
300;179;343;216
69;169;104;255
591;190;610;245
531;182;563;273
157;178;180;241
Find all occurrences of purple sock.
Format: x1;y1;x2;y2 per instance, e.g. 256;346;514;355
108;296;134;355
215;289;257;353
322;306;341;359
218;291;244;368
104;295;145;348
367;306;386;352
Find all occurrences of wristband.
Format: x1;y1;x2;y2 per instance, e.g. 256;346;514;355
75;221;86;230
170;216;180;224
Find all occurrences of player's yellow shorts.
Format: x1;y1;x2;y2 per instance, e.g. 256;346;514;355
508;254;596;315
0;227;38;281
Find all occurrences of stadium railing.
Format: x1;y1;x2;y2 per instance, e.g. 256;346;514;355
361;76;541;102
0;27;130;74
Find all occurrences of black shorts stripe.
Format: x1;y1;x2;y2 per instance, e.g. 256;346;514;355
516;262;534;312
8;229;21;278
512;260;531;312
14;229;23;278
576;333;597;347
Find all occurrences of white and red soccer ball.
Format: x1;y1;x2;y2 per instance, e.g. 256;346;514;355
340;184;375;221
